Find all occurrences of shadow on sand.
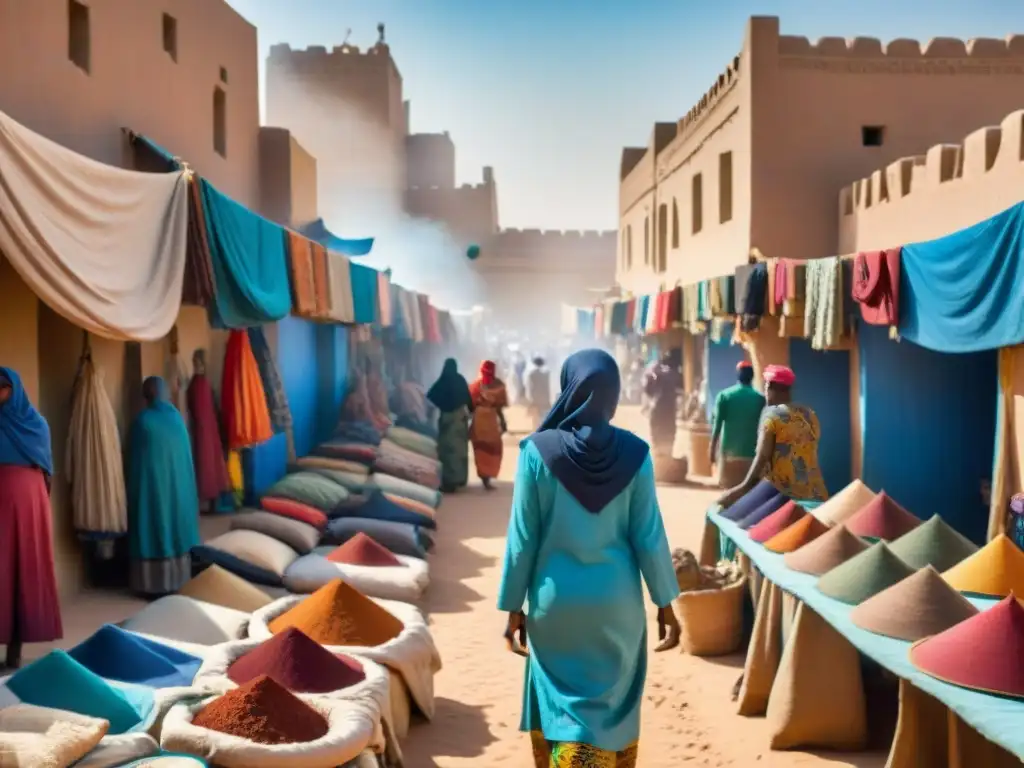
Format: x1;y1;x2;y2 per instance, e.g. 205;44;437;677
403;697;498;766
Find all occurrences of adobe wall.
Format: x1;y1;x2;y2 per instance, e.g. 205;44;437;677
0;0;261;601
836;109;1024;496
259;127;320;228
406;132;456;189
618;143;655;295
748;16;1024;264
266;42;406;223
404;172;499;243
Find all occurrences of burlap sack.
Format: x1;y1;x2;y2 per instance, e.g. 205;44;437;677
947;709;1020;768
765;603;867;751
737;579;784;716
698;519;720;568
885;679;949;768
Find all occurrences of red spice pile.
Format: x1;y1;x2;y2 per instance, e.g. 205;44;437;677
192;674;328;744
327;533;402;567
227;628;366;693
268;579;404;647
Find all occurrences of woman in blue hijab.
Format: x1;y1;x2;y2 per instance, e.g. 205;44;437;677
126;376;200;595
0;367;63;669
497;349;680;767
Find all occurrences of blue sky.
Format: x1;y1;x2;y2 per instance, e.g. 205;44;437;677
225;0;1023;232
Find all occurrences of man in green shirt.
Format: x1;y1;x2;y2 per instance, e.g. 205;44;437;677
710;361;766;488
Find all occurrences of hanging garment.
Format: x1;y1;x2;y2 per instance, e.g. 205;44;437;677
852;248;901;328
736;263;768;331
780;261;806;338
182;175;216;307
286;231;318;318
804;257;844;350
350;263;379;325
187;372;230;505
326;251;356;323
126;377;201;595
377;271;393;327
668;287;683;327
774;260;789;309
0;109;189;341
65;353;128;539
766;259;779;316
698;281;712;321
391;285;411;340
201;180;292;329
624;298;636;331
310;241;332;319
220;330;274;451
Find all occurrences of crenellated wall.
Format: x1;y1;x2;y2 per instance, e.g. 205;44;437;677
403;165;499;243
838;109;1024;251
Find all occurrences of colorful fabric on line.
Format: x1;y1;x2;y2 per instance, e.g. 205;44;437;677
247;326;294;438
899;202;1024;352
0;368;53;476
350;262;379;325
220;330;274;451
286;231;318;318
326;250;356;323
297;218;374;256
852;248;900;327
201;180;292;328
377;271;393;327
182;175;216;307
530;731;638;767
186;372;230;504
804;256;844;349
310;240;332;319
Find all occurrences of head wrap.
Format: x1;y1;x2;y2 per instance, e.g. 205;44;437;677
427;359;472;413
736;361;753;371
479;360;496;385
528;349;649;514
763;364;796;387
0;367;53;475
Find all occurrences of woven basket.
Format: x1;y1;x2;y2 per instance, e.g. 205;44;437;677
672;574;747;656
654;453;688;485
686;424;713;477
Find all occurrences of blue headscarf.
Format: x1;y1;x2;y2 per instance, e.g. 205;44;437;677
528;349;649;513
0;367;54;476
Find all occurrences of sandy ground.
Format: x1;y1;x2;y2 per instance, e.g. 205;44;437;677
403;406;887;768
24;405;888;767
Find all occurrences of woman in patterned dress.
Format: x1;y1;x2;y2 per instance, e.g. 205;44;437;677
469;360;508;489
716;364;828;508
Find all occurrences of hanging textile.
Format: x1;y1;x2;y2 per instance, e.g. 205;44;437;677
852;248;901;329
804;257;844;350
391;284;411;340
407;291;425;341
698;281;712;321
780;260;806;338
669;287;683;326
350;262;379;325
183;176;216;307
988;347;1017;542
297;218;374;256
561;304;579;336
377;271;393;327
766;259;779;316
220;330;274;451
0;109;189;341
774;260;789;311
326;250;356;323
65;344;128;540
286;231;317;318
736;262;768;331
247;326;294;446
186;362;230;505
900;202;1024;352
624;298;636;331
311;241;332;319
716;275;735;315
610;301;628;335
201;180;292;328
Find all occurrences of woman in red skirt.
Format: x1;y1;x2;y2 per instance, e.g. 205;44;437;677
0;367;62;669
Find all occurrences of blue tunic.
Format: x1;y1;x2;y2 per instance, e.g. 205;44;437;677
497;442;680;752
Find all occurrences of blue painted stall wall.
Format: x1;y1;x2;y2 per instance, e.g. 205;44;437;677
276;316;349;459
789;339;852;495
859;324;996;544
706;331;747;421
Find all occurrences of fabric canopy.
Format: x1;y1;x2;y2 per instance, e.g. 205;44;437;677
0;109;189;340
201;180;292;328
299;218;374;257
899;202;1024;352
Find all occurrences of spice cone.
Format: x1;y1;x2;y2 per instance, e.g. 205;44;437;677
942;534;1024;598
748;501;806;544
327;533;402;567
177;564;272;613
843;492;921;542
816;542;915;605
811;479;876;527
192;674;328;744
763;514;829;554
784;525;869;576
268;579;405;647
227;627;366;693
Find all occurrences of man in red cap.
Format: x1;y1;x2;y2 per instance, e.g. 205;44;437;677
709;360;766;488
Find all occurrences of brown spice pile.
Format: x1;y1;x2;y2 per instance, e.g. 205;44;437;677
192;674;328;744
268;578;405;646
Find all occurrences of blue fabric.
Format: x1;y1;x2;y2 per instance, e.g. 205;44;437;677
325;517;432;558
708;509;1021;758
298;218;374;256
127;378;200;561
350;262;379;324
200;180;292;328
6;650;154;735
241;432;289;506
719;479;780;522
331;491;437;530
427;359;472;413
129;134;180;170
69;625;201;688
498;443;678;751
735;492;791;529
529;349;649;514
900;202;1024;352
0;367;52;475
